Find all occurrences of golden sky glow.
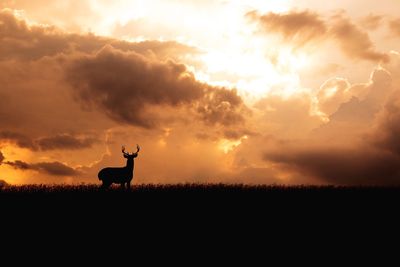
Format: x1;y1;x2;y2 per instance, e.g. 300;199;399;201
1;1;400;185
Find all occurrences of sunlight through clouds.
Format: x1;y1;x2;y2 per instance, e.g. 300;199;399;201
76;0;300;101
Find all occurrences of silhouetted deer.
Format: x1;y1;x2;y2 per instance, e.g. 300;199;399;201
98;145;140;189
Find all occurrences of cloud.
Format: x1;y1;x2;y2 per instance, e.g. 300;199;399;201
320;68;393;128
0;9;199;62
0;0;99;33
317;77;351;116
2;6;398;185
0;10;249;132
330;15;389;63
34;162;79;176
247;10;327;48
5;160;79;176
0;10;250;183
249;10;389;62
66;45;248;129
36;134;98;151
264;90;400;185
315;67;393;123
0;151;4;164
0;131;36;150
372;90;400;156
0;131;98;151
254;93;323;138
196;88;248;127
389;18;400;37
5;160;31;170
360;14;384;30
0;11;248;140
263;62;400;185
264;144;400;185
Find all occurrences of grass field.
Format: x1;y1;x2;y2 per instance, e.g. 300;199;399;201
1;183;400;193
2;183;400;203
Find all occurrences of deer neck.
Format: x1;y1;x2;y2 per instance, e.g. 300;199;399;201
126;158;134;171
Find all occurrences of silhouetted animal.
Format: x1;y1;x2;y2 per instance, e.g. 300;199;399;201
98;145;140;189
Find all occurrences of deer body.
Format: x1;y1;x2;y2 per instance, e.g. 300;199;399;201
98;145;140;189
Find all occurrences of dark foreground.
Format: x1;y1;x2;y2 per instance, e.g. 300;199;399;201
2;183;400;208
1;184;399;240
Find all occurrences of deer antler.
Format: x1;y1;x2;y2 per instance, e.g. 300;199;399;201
136;144;140;153
122;146;128;155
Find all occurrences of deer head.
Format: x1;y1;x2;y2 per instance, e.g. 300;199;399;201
122;145;140;159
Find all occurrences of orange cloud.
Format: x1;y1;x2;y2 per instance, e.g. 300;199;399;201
389;18;400;37
66;45;248;129
249;10;389;62
0;9;199;62
5;160;79;176
0;131;98;151
0;10;251;183
264;144;400;185
247;10;327;48
1;6;400;185
360;14;384;30
330;15;389;63
0;151;4;164
263;57;400;185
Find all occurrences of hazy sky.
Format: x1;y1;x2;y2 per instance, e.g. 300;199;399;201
1;0;400;185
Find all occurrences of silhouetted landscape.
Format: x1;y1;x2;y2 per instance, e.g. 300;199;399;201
2;183;399;233
3;183;400;194
2;183;400;204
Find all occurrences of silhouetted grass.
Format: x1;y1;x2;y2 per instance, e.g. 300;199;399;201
2;183;400;200
2;183;400;192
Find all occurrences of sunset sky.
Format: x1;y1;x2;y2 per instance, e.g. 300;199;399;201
1;0;400;185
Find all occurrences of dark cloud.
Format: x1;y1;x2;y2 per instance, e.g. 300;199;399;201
264;144;400;185
372;90;400;156
196;88;248;127
5;160;31;170
0;131;98;151
66;45;248;129
249;10;389;62
247;10;327;48
5;160;79;176
0;131;36;150
36;134;98;150
0;150;4;164
34;162;79;176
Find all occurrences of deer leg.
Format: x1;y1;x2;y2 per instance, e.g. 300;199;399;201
127;181;131;190
120;183;125;189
